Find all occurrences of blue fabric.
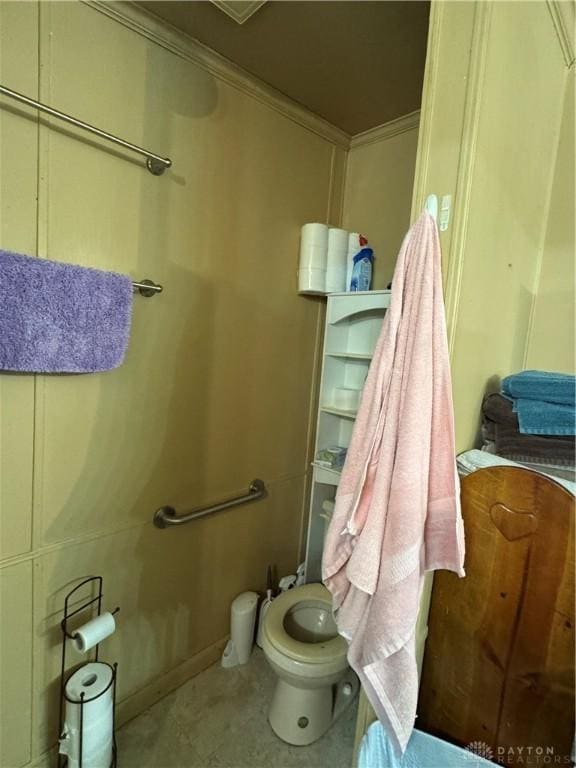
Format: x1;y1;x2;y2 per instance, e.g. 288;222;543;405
359;722;494;768
0;249;133;373
502;371;575;406
501;371;576;436
511;398;575;436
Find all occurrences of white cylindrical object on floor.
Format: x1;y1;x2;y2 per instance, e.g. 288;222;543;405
60;662;114;768
222;591;258;667
298;267;326;295
231;591;258;663
72;613;116;653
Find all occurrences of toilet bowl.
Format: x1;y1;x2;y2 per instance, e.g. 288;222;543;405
261;583;358;746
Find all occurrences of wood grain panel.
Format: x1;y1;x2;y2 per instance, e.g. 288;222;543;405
418;467;574;763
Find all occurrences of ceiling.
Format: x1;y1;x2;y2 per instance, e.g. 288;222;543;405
136;1;430;136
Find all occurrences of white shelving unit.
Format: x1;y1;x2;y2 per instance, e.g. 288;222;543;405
304;290;391;582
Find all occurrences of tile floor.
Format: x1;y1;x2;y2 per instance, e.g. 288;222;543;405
116;648;358;768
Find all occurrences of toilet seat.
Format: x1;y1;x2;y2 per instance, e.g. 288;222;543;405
263;583;347;665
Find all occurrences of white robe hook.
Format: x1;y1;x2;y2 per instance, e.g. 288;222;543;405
425;194;438;221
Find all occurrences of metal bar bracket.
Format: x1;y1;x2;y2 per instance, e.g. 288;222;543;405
132;279;163;297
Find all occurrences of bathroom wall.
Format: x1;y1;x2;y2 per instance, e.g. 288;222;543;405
342;115;420;289
524;67;575;374
411;0;575;451
0;2;347;765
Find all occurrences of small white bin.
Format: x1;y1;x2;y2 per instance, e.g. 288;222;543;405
221;591;259;668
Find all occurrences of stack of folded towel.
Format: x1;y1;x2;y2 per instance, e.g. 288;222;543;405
482;370;575;476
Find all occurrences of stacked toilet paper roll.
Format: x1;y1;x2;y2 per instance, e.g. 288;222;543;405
298;224;370;294
298;223;328;294
60;662;114;768
325;228;348;293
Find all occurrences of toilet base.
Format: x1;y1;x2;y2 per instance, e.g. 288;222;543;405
268;669;359;746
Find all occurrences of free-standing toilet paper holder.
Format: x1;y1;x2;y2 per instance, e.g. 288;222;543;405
58;576;120;768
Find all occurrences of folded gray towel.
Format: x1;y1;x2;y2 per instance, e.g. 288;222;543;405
482;394;575;466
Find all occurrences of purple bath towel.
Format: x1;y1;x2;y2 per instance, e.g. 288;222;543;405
0;250;133;373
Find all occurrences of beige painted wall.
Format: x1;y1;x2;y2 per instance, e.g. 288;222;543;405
343;125;419;289
525;68;575;373
412;0;575;452
0;3;345;765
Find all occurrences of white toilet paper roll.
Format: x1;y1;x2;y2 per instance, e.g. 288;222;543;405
300;222;328;248
61;662;114;768
298;268;326;294
328;228;349;260
325;268;347;293
299;224;328;276
326;228;348;293
73;612;116;653
299;243;327;270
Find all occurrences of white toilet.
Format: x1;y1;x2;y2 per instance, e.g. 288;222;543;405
261;582;359;745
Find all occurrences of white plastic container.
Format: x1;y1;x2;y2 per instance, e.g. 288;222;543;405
221;591;259;668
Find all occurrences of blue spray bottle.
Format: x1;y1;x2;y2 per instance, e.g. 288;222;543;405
350;247;374;291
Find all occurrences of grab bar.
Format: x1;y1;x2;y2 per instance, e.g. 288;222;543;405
0;83;172;175
153;479;267;529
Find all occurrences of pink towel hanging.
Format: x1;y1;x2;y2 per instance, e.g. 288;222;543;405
322;211;465;754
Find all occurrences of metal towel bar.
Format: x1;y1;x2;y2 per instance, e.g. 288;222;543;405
153;479;267;529
132;279;163;297
0;83;172;175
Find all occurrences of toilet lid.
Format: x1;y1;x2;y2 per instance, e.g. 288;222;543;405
263;583;348;664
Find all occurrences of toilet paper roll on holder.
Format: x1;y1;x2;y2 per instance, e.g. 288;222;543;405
58;576;120;768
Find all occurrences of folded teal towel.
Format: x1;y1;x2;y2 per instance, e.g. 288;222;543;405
502;371;575;436
511;398;575;436
502;370;575;406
